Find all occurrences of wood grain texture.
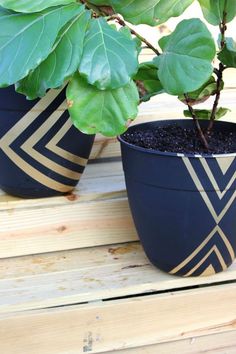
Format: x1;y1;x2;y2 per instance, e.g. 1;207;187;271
104;330;236;354
0;242;235;314
0;161;139;258
1;284;236;354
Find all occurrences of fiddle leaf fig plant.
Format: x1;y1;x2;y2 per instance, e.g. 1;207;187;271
0;0;235;150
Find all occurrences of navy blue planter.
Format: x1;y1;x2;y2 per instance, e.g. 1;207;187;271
0;86;94;198
119;120;236;277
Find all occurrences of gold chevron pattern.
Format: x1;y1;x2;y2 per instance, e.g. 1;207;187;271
0;90;87;193
170;156;236;277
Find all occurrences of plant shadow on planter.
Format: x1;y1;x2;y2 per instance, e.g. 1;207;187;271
0;86;95;198
119;119;236;277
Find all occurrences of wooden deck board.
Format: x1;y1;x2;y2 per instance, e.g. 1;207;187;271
0;241;236;314
0;64;236;353
1;284;236;354
105;331;236;354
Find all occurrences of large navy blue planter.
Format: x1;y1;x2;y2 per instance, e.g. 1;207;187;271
119;120;236;277
0;86;94;198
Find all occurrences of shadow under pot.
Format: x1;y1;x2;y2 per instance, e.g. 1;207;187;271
0;86;95;198
119;119;236;277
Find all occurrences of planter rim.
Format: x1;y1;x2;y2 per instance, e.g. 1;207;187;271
118;119;236;159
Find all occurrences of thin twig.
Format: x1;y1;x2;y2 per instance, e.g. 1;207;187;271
184;94;209;150
207;0;228;132
82;2;161;55
109;15;161;56
207;63;225;131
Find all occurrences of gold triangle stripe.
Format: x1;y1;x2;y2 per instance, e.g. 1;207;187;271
199;264;215;277
20;102;82;181
46;118;87;167
216;156;235;175
170;226;235;275
200;158;236;200
185;245;227;277
0;88;77;192
182;157;236;223
0;89;64;146
0;145;73;192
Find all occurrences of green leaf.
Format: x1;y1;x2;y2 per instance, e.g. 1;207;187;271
0;4;83;87
156;18;216;95
153;0;194;24
184;107;230;120
89;0;193;25
114;0;192;26
67;73;139;136
109;0;161;26
87;0;111;5
198;0;236;25
218;37;236;68
178;76;222;104
119;26;142;54
0;0;76;12
79;18;138;90
134;62;164;101
16;9;90;99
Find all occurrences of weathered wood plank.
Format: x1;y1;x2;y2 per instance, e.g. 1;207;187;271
0;197;137;258
0;161;140;258
0;161;125;209
1;284;236;354
0;242;236;314
104;330;236;354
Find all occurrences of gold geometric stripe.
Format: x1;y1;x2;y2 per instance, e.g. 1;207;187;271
20;102;82;181
216;156;235;175
170;225;235;275
182;157;236;224
0;89;64;146
46;119;87;167
199;264;215;277
0;88;77;192
0;145;73;193
200;158;236;200
185;245;227;277
46;118;87;167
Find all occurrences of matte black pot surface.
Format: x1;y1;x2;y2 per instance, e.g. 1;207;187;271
0;86;95;198
119;120;236;277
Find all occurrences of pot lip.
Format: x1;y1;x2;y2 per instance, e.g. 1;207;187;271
118;119;236;159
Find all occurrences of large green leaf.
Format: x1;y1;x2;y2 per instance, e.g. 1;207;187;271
156;19;216;95
198;0;236;25
16;9;90;99
153;0;194;24
0;0;76;12
184;107;230;120
134;62;163;101
109;0;162;25
79;18;138;90
178;76;222;105
90;0;193;25
0;4;83;87
67;73;139;136
218;37;236;68
119;26;142;54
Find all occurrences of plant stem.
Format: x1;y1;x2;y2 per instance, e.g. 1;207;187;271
82;2;161;55
109;15;161;56
207;0;228;132
184;94;209;150
207;63;224;131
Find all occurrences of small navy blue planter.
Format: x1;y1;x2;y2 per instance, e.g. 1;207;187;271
119;120;236;277
0;86;94;198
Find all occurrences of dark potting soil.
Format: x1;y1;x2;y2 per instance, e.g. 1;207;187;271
122;124;236;155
